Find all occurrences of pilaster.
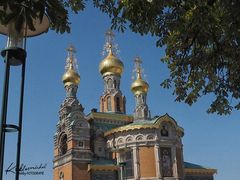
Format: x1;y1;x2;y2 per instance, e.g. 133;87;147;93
133;146;140;179
172;146;179;179
154;144;162;179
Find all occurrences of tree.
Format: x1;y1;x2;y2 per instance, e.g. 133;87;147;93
1;0;240;115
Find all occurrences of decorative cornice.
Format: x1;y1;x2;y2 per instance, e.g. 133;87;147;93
88;164;118;172
104;123;184;137
87;112;133;122
184;168;217;174
104;124;156;136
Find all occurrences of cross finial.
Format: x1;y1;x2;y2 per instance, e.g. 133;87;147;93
134;57;143;79
102;29;120;56
65;44;78;72
105;29;115;45
66;44;76;59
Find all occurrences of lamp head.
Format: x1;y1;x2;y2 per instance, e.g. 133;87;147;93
0;6;50;65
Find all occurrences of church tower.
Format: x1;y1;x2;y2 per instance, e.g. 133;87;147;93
99;30;126;113
53;45;91;180
131;57;151;120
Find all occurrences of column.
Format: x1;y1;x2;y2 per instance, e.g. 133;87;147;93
132;146;140;179
116;152;121;180
154;144;162;179
172;146;179;179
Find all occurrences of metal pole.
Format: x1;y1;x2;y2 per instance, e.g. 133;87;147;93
15;30;27;180
15;56;26;180
0;51;10;180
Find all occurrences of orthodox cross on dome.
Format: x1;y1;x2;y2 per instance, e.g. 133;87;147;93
102;29;120;56
106;29;115;45
65;44;79;72
132;57;145;80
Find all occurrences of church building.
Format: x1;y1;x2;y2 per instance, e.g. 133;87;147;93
53;31;217;180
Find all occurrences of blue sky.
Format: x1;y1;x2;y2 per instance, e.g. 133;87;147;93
0;3;240;180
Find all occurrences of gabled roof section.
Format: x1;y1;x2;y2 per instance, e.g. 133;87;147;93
153;113;184;134
154;113;178;127
86;112;133;122
104;113;184;137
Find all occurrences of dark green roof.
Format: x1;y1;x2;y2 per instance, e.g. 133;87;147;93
184;162;211;169
94;122;120;132
91;159;116;166
86;111;133;122
128;119;155;125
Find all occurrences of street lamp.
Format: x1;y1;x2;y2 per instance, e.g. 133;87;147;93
0;7;49;180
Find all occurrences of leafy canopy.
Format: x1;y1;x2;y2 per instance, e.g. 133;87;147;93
1;0;240;115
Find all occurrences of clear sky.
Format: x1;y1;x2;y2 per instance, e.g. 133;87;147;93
0;3;240;180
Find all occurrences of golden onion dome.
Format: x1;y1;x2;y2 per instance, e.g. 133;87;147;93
99;49;124;77
131;74;149;95
62;65;80;86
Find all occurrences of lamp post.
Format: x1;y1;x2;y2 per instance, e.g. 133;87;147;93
0;8;49;180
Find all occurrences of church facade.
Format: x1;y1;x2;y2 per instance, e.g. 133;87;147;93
53;31;216;180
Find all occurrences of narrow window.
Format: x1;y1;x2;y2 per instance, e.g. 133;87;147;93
79;141;84;147
107;78;113;89
116;97;120;112
125;150;134;178
101;98;104;111
107;96;112;111
161;126;169;137
59;172;64;180
59;134;67;155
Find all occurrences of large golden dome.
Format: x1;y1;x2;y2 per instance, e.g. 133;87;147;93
99;50;124;77
62;66;80;86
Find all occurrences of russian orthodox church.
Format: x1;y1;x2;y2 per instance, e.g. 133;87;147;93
53;31;217;180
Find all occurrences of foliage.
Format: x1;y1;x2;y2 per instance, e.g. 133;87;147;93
94;0;240;115
1;0;240;115
0;0;85;33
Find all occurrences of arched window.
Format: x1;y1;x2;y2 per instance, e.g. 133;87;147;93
144;109;148;117
136;94;140;104
116;97;120;112
137;109;142;118
59;134;68;155
161;126;169;137
107;78;113;89
59;172;64;180
125;150;134;178
101;98;104;111
107;96;112;111
114;80;117;88
123;97;126;113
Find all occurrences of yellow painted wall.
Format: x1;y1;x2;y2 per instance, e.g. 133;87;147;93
54;162;72;180
54;162;90;180
139;146;156;178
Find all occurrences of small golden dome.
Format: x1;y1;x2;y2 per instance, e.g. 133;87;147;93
131;57;149;95
99;50;124;77
62;66;80;86
131;76;149;95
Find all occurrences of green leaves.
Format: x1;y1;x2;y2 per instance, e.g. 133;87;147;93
1;0;240;115
92;0;240;115
0;0;86;34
